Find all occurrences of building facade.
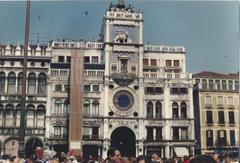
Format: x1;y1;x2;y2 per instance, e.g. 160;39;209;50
0;1;195;158
193;71;239;156
0;43;52;157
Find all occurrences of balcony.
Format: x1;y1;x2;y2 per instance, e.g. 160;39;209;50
218;121;225;126
206;121;214;126
217;104;224;109
82;135;101;140
227;105;234;109
205;104;212;108
164;66;182;73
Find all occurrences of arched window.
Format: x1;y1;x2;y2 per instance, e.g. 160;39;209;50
180;102;187;118
146;102;153;119
172;102;179;119
83;100;90;115
26;104;35;127
28;73;36;95
0;104;3;126
0;72;5;93
16;104;21;127
8;72;16;94
155;101;162;119
92;100;99;116
17;72;23;94
36;105;45;127
38;73;47;94
5;104;14;126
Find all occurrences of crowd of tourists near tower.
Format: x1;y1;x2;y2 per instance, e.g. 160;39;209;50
0;147;239;163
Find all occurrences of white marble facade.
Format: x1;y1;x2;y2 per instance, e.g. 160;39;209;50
0;1;195;158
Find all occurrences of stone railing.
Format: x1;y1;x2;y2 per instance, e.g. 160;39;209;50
50;41;103;49
144;45;185;53
143;72;192;79
0;43;51;56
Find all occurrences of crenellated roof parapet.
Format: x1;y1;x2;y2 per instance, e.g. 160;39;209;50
50;41;104;50
144;44;186;53
105;10;143;21
0;42;52;57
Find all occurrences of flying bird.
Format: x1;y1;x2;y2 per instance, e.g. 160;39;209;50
85;11;88;16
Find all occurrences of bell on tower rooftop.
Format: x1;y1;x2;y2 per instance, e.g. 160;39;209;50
117;0;125;8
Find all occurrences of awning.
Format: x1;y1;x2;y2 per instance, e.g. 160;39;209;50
174;147;189;157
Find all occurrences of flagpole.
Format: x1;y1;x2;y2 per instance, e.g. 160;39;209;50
18;0;30;158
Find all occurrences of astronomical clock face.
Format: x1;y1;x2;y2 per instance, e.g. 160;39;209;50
109;88;137;116
113;90;134;110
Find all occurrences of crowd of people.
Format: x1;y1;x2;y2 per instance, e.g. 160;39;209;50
0;147;238;163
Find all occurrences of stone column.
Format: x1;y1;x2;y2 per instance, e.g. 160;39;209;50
165;145;170;158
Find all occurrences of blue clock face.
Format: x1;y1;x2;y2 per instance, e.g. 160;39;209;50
113;90;134;110
118;94;130;108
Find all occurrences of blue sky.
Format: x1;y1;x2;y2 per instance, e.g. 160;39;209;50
0;1;238;74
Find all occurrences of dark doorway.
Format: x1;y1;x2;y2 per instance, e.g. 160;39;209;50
82;145;98;160
110;127;136;157
25;138;43;158
53;144;68;155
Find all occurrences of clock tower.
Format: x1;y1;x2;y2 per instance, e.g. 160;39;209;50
101;0;145;157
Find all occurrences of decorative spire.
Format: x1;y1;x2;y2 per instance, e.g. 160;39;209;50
117;0;125;8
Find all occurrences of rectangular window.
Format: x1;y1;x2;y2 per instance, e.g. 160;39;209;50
92;85;100;92
166;60;172;67
195;79;200;84
172;127;179;140
62;127;68;138
150;59;157;66
171;88;178;94
228;80;233;90
222;80;227;90
229;111;235;124
230;130;235;146
206;130;213;146
217;96;224;105
209;80;214;89
143;59;149;66
64;84;69;92
218;111;225;124
180;88;188;94
83;127;91;137
227;97;233;105
206;111;213;124
216;80;221;89
156;127;162;140
55;84;62;92
111;64;117;72
84;85;91;92
131;65;136;73
234;80;239;91
92;56;99;63
58;56;64;62
206;96;212;105
84;56;90;63
155;87;163;94
54;127;61;138
181;128;188;140
92;127;99;139
218;130;227;146
146;127;153;140
202;79;207;89
66;56;71;63
173;60;180;67
145;87;154;94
